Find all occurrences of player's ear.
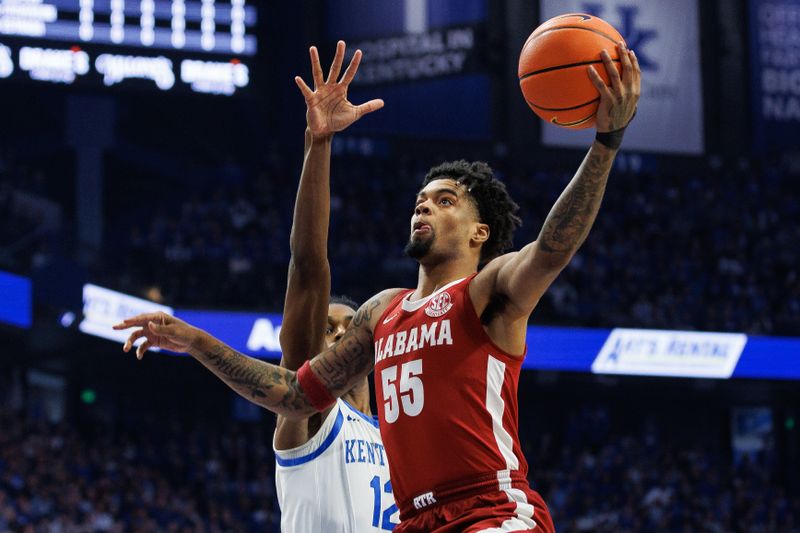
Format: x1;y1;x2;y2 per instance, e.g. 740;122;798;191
471;223;489;246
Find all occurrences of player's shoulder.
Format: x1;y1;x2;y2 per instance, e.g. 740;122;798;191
363;288;408;312
473;253;519;285
356;288;408;330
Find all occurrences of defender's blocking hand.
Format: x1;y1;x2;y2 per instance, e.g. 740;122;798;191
295;40;384;140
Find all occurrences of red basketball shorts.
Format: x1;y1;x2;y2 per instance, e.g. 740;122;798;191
395;487;555;533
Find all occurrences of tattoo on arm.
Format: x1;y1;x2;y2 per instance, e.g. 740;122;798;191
192;292;384;416
352;296;381;327
537;145;614;255
310;295;381;392
198;343;311;413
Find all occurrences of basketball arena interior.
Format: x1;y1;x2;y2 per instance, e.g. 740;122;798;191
1;1;799;531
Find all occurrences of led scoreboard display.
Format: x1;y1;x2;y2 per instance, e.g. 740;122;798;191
0;0;257;95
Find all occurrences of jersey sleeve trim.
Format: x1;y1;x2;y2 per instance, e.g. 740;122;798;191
274;406;344;467
341;399;380;429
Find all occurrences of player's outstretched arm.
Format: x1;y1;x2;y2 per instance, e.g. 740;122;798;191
278;111;333;372
114;291;391;419
280;40;378;371
491;41;640;317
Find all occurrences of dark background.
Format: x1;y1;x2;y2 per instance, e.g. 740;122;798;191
1;1;798;531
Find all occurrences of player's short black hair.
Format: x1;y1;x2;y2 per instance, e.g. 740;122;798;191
329;294;359;311
422;160;522;263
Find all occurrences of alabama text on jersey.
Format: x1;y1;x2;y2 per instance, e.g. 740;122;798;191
373;275;534;524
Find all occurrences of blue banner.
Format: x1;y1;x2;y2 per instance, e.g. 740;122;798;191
174;309;283;357
731;335;800;380
325;0;486;40
749;0;800;150
172;308;800;381
323;0;491;140
348;75;490;139
539;0;704;154
0;270;32;328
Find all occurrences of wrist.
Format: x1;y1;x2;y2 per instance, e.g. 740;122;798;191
306;128;333;144
592;133;622;154
595;108;636;149
187;328;212;358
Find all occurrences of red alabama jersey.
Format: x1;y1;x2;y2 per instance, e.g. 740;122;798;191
373;275;530;520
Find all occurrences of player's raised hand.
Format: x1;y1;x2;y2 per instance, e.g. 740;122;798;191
295;40;384;140
113;312;201;360
588;41;640;133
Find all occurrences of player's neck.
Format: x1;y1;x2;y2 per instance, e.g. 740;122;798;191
413;256;477;299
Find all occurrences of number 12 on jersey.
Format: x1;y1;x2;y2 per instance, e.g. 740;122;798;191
381;360;424;424
370;475;398;530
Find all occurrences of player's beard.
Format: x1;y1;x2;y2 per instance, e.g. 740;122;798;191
404;232;434;260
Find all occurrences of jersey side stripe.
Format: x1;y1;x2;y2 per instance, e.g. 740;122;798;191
475;488;537;532
274;409;344;467
486;358;534;531
476;516;536;532
485;355;519;471
504;488;536;527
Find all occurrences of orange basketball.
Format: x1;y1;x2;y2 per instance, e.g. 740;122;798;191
518;13;625;129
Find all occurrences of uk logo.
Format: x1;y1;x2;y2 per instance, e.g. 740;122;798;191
582;3;658;70
425;292;453;318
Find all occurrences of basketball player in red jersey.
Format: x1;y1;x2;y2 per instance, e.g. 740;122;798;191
116;39;640;531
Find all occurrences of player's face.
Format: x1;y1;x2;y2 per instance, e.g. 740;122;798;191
325;304;356;347
406;179;480;261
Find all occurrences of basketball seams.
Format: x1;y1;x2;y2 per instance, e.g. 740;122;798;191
518;58;621;81
551;113;595;127
525;25;622;50
523;13;596;48
518;14;624;130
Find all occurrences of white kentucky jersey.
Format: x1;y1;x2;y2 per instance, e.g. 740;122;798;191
274;399;398;532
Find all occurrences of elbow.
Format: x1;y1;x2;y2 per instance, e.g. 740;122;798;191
263;372;321;420
288;256;330;275
534;243;574;272
544;251;574;271
537;235;595;268
273;395;319;420
255;396;315;420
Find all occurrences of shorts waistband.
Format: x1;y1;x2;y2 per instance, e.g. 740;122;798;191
398;470;530;520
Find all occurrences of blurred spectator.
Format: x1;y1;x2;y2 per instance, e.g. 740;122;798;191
0;407;280;533
106;153;798;335
2;400;798;533
526;405;800;532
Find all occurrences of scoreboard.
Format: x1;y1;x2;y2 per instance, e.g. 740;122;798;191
0;0;257;95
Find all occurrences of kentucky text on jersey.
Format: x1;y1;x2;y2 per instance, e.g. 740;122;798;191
274;399;398;531
374;319;453;363
344;439;387;466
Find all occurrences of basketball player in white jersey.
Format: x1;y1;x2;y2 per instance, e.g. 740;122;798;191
117;36;640;531
275;292;397;532
272;41;396;532
116;42;393;532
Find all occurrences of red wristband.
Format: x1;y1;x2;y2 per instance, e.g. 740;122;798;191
297;360;336;411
